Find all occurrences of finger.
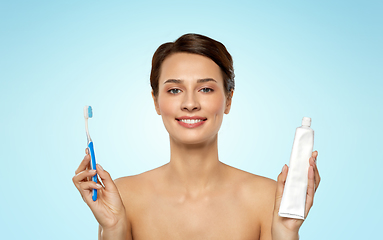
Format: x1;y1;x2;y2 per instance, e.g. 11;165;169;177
96;164;118;192
75;154;91;175
79;181;103;203
86;160;92;181
85;148;91;173
312;150;318;160
79;181;103;192
309;155;321;192
72;169;97;189
305;165;315;218
85;148;92;180
313;160;321;192
274;164;288;213
97;174;104;187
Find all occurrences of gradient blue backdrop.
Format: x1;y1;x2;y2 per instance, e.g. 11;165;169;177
1;0;382;239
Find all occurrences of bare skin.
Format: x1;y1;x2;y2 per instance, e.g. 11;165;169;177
73;53;320;240
115;149;278;240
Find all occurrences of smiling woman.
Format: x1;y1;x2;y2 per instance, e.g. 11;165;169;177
153;52;232;145
72;33;320;240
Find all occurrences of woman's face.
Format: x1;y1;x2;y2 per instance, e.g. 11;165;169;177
152;53;233;145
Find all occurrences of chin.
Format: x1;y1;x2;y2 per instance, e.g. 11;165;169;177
170;134;217;146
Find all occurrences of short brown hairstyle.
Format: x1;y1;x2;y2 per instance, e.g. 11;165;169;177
150;33;235;98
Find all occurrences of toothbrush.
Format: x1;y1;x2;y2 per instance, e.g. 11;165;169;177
84;106;98;201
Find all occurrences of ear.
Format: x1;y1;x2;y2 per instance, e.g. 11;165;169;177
151;91;161;115
224;90;234;114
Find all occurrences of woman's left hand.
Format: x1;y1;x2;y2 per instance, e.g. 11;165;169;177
272;151;320;239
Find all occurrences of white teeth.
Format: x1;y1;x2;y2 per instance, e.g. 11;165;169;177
180;119;203;124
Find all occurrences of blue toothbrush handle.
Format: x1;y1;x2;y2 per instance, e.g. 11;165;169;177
88;141;98;201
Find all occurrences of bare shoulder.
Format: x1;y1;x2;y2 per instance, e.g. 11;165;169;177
113;164;166;197
223;163;276;194
222;163;277;214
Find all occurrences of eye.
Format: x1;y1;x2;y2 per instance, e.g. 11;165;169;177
200;88;214;93
168;88;181;94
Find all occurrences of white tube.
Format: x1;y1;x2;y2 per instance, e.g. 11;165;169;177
278;117;314;219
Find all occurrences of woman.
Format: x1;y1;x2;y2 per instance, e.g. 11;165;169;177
73;33;320;240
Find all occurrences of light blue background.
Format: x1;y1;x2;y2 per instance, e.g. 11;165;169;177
1;0;382;239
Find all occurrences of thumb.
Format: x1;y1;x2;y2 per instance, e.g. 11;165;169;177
274;164;288;213
96;164;118;192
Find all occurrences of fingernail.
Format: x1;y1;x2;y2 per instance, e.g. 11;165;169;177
97;164;104;171
282;164;286;172
96;183;102;188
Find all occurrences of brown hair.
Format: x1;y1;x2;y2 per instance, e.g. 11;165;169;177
150;33;235;98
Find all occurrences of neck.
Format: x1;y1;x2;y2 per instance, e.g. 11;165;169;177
165;134;223;197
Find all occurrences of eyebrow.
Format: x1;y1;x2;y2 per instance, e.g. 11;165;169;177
163;78;217;84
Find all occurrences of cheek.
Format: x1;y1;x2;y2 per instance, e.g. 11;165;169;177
203;94;226;118
158;96;177;118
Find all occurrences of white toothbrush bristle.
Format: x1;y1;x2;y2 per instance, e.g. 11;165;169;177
84;106;88;119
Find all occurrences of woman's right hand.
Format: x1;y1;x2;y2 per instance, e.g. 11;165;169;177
72;148;127;231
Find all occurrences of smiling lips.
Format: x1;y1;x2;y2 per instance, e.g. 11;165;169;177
176;116;207;128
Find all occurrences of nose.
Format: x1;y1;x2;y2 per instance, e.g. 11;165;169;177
181;91;200;112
